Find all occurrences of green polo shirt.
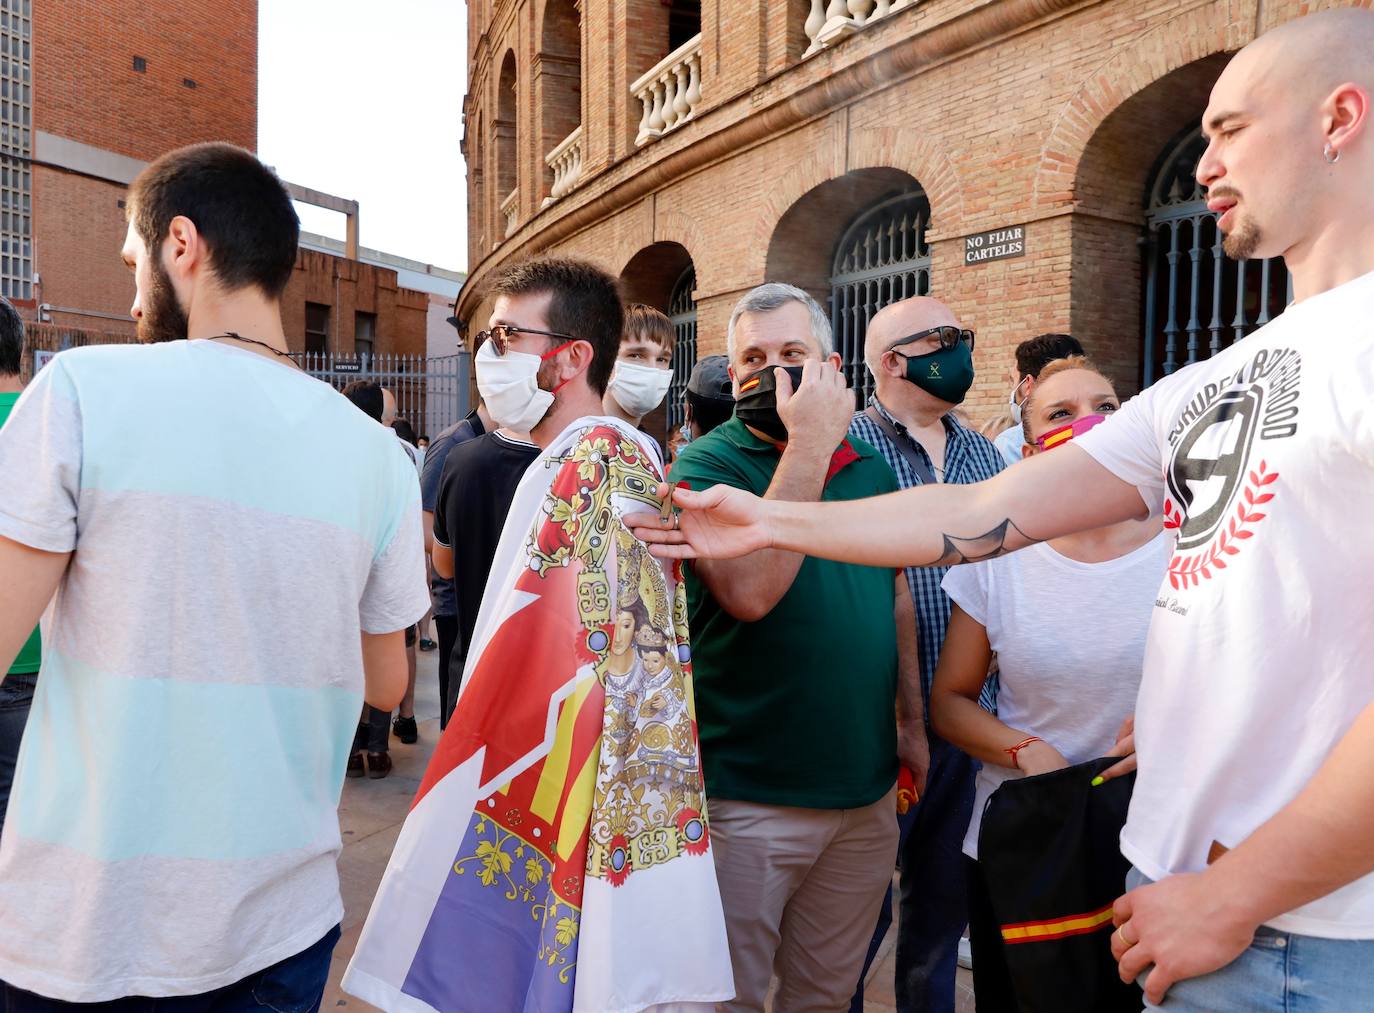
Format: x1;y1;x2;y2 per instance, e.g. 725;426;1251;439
0;391;41;676
670;416;899;809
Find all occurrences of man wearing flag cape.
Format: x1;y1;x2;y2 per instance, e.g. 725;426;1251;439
343;257;733;1012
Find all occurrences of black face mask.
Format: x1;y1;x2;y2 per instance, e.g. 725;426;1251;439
734;365;805;443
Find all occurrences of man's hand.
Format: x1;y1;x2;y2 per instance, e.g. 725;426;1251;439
897;719;930;796
775;359;854;455
627;483;773;560
1112;870;1257;1004
1098;714;1136;782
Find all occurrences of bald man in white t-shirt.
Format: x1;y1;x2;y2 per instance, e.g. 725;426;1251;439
631;11;1374;1009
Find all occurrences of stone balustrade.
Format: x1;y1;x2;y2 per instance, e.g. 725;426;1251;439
804;0;918;55
501;187;519;238
543;125;583;207
631;34;702;146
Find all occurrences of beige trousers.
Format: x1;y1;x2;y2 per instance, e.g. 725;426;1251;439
709;787;898;1013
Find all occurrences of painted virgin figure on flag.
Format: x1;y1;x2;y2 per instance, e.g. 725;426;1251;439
343;416;733;1013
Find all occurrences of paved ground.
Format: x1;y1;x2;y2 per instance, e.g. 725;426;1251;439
323;649;975;1012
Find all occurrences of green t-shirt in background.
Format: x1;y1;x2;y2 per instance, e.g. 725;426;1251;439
0;390;42;676
670;417;900;810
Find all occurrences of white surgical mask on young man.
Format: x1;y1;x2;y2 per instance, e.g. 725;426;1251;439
1008;374;1031;427
474;340;557;434
608;360;674;419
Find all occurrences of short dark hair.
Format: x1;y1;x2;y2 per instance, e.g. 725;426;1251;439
685;390;734;436
0;295;23;376
624;303;675;355
127;142;300;299
392;418;418;446
486;256;623;396
1015;333;1085;380
342;379;384;422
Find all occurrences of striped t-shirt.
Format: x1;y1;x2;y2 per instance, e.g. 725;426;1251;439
0;340;429;1001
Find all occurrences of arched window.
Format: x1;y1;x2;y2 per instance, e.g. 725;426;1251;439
496;52;518;237
666;266;697;432
538;0;582;202
829;190;932;407
1143;127;1289;385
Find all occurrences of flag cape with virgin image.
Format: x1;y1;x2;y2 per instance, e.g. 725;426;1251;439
342;417;733;1013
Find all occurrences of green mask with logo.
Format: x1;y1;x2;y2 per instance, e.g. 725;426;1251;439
901;342;975;406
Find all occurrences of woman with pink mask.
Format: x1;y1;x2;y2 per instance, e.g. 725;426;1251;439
928;355;1168;1010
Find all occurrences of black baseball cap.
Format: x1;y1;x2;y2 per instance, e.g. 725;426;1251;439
686;355;732;401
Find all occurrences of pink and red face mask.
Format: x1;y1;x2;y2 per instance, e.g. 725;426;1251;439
1035;413;1107;451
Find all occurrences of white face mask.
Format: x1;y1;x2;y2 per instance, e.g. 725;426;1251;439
474;340;555;433
608;360;674;419
1008;374;1031;427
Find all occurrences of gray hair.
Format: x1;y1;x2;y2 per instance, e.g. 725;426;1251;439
726;283;832;363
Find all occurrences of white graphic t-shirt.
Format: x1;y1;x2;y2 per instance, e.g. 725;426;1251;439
1075;268;1374;938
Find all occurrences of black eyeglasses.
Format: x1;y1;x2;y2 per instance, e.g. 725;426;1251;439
474;323;577;356
888;325;976;354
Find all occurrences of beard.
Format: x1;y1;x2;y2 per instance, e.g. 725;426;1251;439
137;259;190;343
1222;215;1263;260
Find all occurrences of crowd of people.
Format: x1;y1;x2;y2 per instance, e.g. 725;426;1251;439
0;9;1372;1013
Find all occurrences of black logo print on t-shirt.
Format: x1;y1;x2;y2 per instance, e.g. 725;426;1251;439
1160;347;1301;591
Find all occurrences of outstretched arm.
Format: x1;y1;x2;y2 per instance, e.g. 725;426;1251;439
633;444;1148;569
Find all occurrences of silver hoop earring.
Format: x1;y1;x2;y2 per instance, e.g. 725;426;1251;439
1324;142;1341;165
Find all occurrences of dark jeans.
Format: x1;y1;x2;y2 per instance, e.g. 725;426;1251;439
435;614;458;730
965;856;1018;1012
0;675;36;838
352;705;390;755
851;736;977;1013
1;924;340;1013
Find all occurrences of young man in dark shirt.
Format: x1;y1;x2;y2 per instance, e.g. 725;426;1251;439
430;427;539;715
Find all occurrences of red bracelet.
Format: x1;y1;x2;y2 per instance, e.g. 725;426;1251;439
1004;736;1042;767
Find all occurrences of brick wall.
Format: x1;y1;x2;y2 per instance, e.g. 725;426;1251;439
33;0;255;160
465;0;1372;424
34;167;137;332
282;249;429;359
29;0;256;326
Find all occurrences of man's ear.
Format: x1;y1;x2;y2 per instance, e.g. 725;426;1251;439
567;338;596;379
164;215;202;282
827;352;843;370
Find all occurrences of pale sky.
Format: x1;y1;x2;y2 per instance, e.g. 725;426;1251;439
258;1;468;272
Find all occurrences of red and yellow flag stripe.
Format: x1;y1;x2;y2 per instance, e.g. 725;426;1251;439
1000;904;1115;945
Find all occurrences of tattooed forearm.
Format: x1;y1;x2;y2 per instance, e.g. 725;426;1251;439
927;519;1040;566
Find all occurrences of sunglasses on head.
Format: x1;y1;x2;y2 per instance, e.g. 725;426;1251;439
888;325;976;355
473;323;577;356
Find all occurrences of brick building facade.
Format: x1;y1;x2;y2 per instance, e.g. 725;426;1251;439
28;0;255;332
457;0;1371;431
15;0;434;369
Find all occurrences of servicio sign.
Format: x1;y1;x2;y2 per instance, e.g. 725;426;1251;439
964;226;1026;265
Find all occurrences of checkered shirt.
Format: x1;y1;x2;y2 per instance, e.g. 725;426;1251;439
849;396;1006;712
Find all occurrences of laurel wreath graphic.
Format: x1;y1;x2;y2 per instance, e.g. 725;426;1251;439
1163;460;1278;589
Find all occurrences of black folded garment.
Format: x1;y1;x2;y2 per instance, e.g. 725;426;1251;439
977;756;1143;1013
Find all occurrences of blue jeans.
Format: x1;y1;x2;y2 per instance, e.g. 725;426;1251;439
1126;868;1374;1011
0;674;36;838
851;736;977;1013
1;925;340;1013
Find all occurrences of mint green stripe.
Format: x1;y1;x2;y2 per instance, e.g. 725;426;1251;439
11;651;361;861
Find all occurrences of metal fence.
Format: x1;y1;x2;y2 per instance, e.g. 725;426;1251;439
1143;129;1291;386
293;351;471;440
667;266;698;431
830;190;933;408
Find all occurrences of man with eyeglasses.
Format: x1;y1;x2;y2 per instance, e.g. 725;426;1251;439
847;297;1005;1013
344;256;733;1011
